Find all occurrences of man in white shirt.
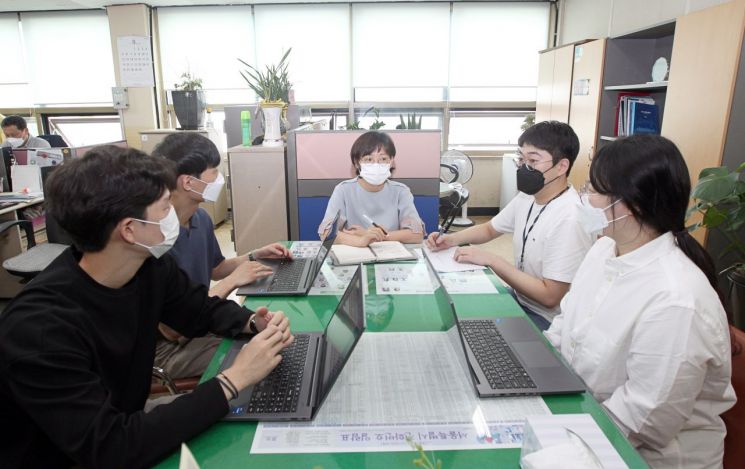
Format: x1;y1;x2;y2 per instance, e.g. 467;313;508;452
1;115;51;149
426;121;593;330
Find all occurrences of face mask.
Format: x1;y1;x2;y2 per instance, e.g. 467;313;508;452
516;163;559;195
133;206;180;258
576;195;629;236
359;163;391;186
6;137;24;148
191;172;225;202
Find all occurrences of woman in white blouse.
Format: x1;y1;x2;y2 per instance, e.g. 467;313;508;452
545;135;735;469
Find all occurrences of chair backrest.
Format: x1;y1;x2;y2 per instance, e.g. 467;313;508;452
38;134;68;148
39;166;74;246
723;325;745;469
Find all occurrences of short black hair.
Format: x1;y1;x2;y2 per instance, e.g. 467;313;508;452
518;121;580;175
350;131;396;175
45;145;176;253
151;133;221;177
1;115;27;131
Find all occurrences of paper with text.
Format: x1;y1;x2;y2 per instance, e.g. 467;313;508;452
252;331;550;453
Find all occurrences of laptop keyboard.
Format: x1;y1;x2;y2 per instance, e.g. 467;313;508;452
459;320;537;390
267;258;308;292
246;334;310;414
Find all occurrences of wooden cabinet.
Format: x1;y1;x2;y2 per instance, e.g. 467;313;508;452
536;44;575;123
228;144;288;255
662;0;745;188
567;39;606;188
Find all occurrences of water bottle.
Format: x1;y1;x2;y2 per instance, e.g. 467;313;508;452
241;110;252;146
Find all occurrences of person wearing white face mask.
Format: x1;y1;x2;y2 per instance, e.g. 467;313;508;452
0;146;294;468
546;135;736;469
1;115;51;149
318;131;424;246
152;133;292;380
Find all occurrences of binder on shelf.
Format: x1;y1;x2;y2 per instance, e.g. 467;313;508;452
630;101;660;134
615;92;657;137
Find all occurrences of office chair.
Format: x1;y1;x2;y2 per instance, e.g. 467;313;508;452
0;212;70;280
723;324;745;469
1;166;73;280
38;134;69;148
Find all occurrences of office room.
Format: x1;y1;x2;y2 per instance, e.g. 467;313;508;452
0;0;743;467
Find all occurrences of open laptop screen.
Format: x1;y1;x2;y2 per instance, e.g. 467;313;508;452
317;267;364;401
311;211;340;279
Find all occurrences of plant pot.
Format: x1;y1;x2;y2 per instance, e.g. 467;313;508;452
727;267;745;329
172;90;206;130
260;101;284;147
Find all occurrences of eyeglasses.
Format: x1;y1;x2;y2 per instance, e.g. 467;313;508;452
512;155;554;172
360;154;392;164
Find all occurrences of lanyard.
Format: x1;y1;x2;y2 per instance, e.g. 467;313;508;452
519;186;570;270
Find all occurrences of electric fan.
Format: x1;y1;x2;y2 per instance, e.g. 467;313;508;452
440;149;474;227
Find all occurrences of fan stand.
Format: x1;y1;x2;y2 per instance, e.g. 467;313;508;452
451;203;474;227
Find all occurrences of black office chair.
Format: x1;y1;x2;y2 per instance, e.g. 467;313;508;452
38;134;68;148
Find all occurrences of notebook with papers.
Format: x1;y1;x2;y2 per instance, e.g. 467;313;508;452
423;250;586;397
237;212;339;296
221;266;365;421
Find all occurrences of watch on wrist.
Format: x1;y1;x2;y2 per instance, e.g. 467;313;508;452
248;314;259;334
248;250;255;262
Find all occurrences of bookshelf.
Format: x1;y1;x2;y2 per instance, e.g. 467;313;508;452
596;21;675;146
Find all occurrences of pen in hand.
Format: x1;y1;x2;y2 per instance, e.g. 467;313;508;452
362;214;388;236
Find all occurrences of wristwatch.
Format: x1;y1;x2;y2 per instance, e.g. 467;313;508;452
248;314;259;334
248;250;256;262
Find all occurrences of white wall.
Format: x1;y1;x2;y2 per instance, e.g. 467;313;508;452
559;0;731;44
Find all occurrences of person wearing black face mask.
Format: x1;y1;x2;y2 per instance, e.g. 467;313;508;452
426;121;593;331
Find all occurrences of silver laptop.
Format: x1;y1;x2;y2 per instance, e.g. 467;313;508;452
221;265;365;421
237;212;339;296
424;252;586;397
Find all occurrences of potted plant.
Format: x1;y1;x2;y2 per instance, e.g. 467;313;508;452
688;163;745;327
396;113;422;129
171;72;206;130
238;49;292;147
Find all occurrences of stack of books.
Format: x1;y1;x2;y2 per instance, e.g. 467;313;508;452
616;93;660;136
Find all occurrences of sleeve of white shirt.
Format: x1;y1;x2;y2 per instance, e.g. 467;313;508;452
543;302;566;348
540;205;592;283
489;194;519;234
601;305;718;449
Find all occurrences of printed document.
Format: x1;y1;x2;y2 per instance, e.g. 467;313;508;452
252;330;550;453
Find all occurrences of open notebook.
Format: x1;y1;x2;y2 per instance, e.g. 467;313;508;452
330;241;416;265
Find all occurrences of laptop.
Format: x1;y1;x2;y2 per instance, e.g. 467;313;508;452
423;251;585;397
221;265;365;421
237;212;340;296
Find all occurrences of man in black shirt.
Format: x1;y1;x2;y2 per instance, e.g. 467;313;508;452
0;146;293;468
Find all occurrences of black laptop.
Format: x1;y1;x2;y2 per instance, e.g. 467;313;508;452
423;251;586;397
237;212;339;296
221;265;365;421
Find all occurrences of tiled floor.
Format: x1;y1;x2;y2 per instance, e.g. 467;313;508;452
214;215;514;263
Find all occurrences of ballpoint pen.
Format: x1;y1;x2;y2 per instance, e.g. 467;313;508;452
362;214;388;236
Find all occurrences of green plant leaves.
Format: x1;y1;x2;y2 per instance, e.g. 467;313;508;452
692;168;739;202
689;164;745;265
238;49;292;102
